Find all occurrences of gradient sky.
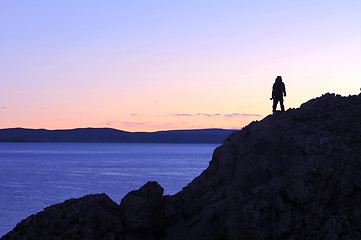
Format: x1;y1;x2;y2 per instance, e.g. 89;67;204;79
1;1;360;131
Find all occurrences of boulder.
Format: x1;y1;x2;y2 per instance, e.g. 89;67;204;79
120;181;166;239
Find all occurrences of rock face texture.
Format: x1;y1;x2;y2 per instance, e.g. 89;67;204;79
2;93;361;240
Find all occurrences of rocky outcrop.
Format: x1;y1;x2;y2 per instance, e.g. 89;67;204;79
2;93;361;240
165;93;361;240
2;194;123;239
120;181;166;239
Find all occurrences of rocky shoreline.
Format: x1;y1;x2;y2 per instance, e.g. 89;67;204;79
2;93;361;240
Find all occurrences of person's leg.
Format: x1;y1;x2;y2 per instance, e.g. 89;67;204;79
273;99;278;113
280;98;285;112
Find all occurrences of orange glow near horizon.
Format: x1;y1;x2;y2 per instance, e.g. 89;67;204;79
0;2;360;131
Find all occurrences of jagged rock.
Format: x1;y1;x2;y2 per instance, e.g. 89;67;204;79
2;93;361;240
120;181;166;239
2;194;123;240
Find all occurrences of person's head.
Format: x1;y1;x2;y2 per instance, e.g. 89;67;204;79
275;76;282;83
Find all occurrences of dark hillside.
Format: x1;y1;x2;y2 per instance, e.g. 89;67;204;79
2;93;361;240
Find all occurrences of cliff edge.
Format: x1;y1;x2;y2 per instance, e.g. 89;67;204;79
2;93;361;240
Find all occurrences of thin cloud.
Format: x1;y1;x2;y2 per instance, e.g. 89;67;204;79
164;122;189;125
130;114;141;117
121;121;153;126
168;114;194;117
224;113;262;118
105;121;153;126
168;113;261;118
0;106;6;110
105;121;119;126
239;113;262;117
104;121;194;130
230;126;243;130
196;113;221;117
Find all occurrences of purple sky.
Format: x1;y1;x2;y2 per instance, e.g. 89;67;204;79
1;1;360;131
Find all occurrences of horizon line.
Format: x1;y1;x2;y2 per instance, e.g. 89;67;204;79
0;127;239;133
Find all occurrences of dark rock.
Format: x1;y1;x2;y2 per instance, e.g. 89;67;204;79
2;93;361;240
120;181;166;239
2;194;123;240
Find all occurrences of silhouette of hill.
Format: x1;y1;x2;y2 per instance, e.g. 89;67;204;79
0;128;235;143
2;93;361;240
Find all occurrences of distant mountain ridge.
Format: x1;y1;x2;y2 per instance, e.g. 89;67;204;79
0;128;236;143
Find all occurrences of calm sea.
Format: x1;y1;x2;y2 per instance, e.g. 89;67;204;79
0;142;218;237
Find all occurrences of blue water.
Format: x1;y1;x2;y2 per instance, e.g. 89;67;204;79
0;142;218;237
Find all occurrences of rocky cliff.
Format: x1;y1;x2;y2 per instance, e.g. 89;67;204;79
2;93;361;240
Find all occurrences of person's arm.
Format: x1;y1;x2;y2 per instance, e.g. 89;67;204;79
283;83;286;97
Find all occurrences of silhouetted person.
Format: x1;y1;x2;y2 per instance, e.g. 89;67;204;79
271;76;286;113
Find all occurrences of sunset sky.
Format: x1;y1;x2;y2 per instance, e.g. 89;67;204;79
1;1;360;132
